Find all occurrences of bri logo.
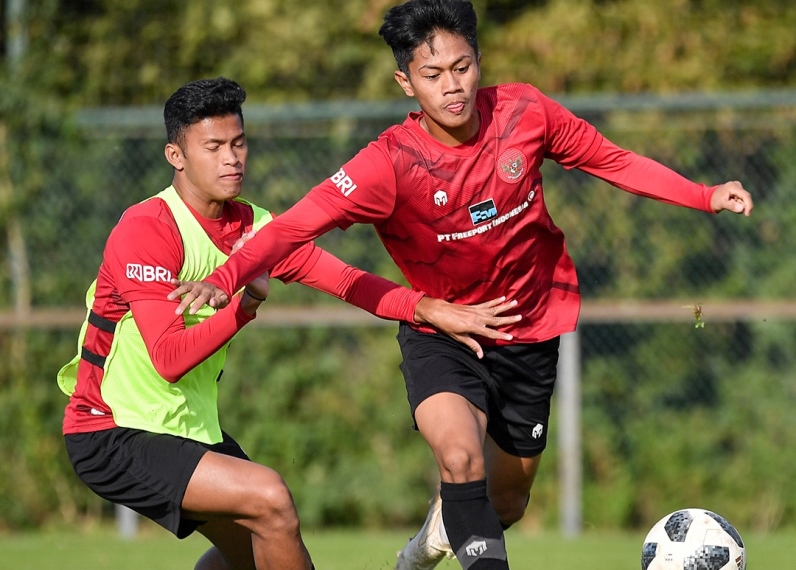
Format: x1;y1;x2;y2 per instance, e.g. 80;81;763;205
126;264;172;283
469;199;498;225
330;168;358;197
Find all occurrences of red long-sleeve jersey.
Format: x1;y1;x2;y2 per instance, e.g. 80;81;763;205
204;83;715;344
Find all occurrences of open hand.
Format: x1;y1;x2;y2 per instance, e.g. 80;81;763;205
168;231;270;314
414;296;522;359
168;279;229;314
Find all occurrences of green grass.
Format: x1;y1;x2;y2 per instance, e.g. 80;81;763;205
2;522;792;569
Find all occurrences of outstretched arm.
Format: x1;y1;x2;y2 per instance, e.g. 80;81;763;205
281;246;521;359
176;231;522;359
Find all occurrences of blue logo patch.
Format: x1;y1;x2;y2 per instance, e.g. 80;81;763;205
469;199;498;225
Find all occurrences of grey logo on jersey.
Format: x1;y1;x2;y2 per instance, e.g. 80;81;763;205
434;190;448;206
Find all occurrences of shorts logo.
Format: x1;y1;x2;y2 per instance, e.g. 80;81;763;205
330;168;357;197
434;190;448;206
469;199;498;226
497;148;526;184
532;423;544;439
126;264;172;283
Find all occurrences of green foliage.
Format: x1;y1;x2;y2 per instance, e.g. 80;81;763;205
219;325;436;527
12;0;796;106
1;0;796;535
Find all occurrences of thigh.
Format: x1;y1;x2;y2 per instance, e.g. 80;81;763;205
182;451;293;522
484;337;560;457
397;323;491;418
415;392;488;481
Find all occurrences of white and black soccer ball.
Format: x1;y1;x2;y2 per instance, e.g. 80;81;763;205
641;508;746;570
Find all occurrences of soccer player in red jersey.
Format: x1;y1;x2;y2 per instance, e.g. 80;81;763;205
170;2;753;569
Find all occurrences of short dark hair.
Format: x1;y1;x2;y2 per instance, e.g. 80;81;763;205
163;77;246;147
379;0;479;74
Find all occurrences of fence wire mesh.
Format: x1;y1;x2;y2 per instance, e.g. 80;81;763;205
1;92;795;530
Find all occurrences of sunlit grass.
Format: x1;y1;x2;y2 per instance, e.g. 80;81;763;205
2;521;791;569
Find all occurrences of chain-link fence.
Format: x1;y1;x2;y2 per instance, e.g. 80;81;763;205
1;91;795;531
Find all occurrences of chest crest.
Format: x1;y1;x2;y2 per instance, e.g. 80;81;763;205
497;148;527;184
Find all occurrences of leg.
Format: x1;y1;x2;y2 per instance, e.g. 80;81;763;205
415;392;488;484
416;393;509;570
483;434;542;527
193;519;255;570
182;451;313;570
396;392;488;570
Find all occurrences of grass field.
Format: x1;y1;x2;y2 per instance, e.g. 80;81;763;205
2;522;792;569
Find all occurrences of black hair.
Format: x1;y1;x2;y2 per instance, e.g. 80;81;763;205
379;0;479;75
163;77;246;147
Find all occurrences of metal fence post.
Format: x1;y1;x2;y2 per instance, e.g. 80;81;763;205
557;330;582;537
115;504;138;539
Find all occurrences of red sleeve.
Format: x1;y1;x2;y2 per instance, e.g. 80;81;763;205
132;296;254;382
575;138;715;212
538;90;714;212
204;195;341;295
287;248;424;322
106;208;255;383
264;203;422;322
303;141;398;228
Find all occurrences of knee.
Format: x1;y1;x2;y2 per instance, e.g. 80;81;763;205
491;492;530;527
437;445;485;481
249;478;301;533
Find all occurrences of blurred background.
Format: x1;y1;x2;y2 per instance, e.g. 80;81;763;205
1;0;795;539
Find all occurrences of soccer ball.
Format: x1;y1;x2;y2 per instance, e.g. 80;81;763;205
641;508;746;570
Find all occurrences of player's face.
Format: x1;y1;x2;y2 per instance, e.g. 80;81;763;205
165;113;248;218
394;31;481;146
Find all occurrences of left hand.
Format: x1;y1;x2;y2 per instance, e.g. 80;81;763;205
709;181;753;216
414;296;522;359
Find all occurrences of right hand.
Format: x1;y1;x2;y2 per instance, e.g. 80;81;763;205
169;280;229;314
168;231;269;315
414;296;522;359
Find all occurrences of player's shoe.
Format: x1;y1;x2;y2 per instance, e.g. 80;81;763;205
395;492;456;570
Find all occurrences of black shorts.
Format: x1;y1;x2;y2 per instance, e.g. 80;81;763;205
64;428;249;538
397;324;560;457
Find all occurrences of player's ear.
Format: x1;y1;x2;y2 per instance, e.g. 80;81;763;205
394;70;415;98
164;142;184;170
